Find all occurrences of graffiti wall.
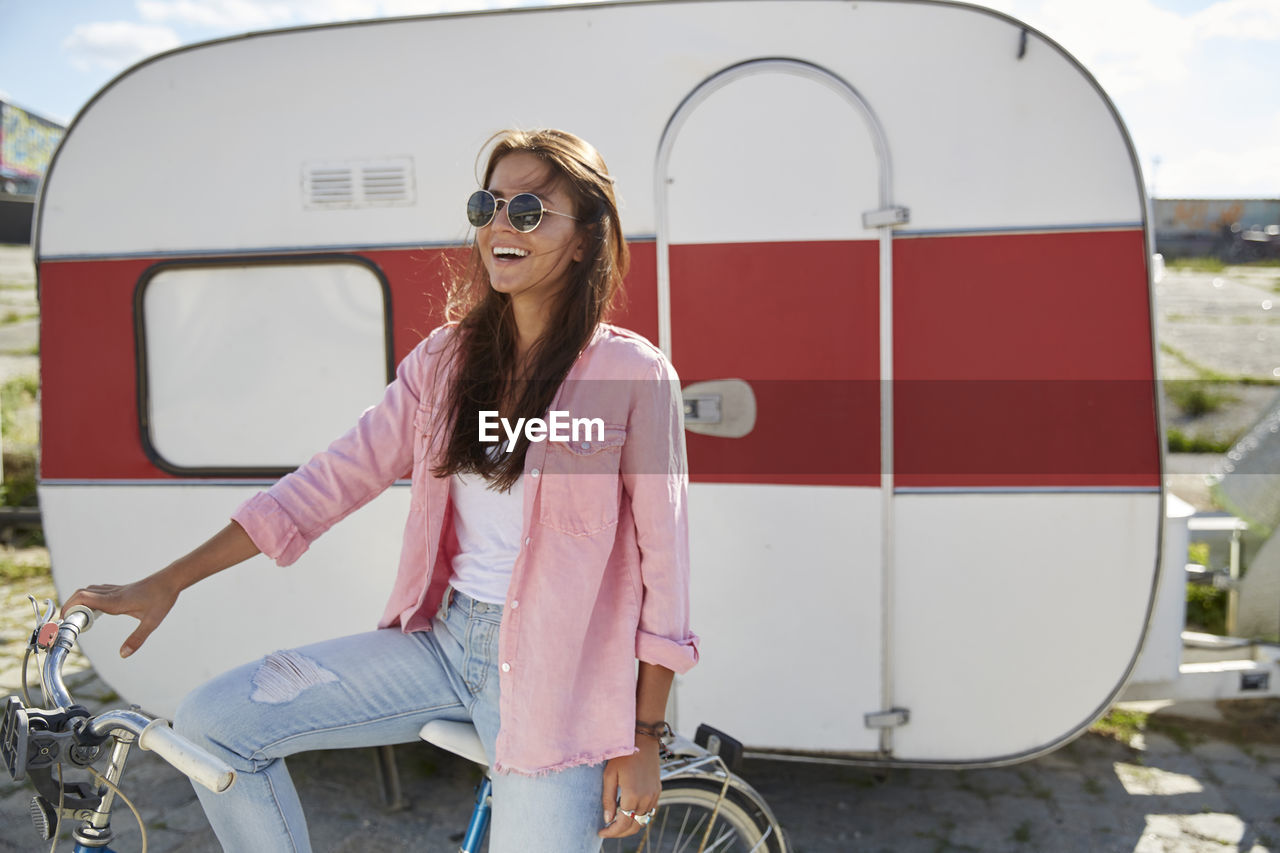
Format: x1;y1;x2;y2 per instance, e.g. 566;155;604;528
1;101;65;181
1156;199;1280;234
1154;198;1280;259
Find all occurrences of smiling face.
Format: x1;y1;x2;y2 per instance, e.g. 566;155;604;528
478;151;586;309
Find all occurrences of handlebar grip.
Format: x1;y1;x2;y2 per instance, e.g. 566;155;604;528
137;719;236;793
62;605;99;632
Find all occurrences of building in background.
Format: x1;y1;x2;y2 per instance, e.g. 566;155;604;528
1;100;65;244
1154;198;1280;261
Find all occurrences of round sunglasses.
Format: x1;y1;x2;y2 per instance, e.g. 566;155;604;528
466;189;579;233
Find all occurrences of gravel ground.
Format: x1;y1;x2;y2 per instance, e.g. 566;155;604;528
1157;263;1280;510
1155;265;1280;383
0;243;38;383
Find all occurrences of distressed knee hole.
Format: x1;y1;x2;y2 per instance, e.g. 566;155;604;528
249;650;339;704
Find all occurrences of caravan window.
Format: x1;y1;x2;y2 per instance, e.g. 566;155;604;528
138;259;391;474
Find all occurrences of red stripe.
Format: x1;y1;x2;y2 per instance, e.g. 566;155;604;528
41;258;164;480
893;231;1159;487
39;233;1158;487
39;245;659;479
671;240;881;487
673;231;1159;487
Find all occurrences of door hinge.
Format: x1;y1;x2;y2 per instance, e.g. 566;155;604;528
862;206;910;229
864;707;910;729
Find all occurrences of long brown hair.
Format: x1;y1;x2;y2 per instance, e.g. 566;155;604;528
432;129;629;490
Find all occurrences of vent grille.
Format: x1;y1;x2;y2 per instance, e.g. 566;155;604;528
303;157;415;209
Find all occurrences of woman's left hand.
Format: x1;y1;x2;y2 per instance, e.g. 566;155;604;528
598;738;662;838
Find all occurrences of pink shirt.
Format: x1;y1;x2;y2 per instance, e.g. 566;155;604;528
232;323;699;775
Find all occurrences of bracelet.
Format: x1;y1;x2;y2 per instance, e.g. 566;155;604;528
635;720;673;741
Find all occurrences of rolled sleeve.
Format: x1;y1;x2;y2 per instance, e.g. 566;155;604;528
636;628;700;674
622;353;700;673
231;492;307;566
232;326;451;568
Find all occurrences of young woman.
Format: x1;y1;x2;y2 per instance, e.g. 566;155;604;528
62;128;699;853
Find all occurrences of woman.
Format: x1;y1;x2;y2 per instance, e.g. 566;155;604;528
63;128;698;852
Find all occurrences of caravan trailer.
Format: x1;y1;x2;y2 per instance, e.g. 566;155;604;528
38;0;1174;767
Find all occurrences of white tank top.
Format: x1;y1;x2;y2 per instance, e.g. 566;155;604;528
448;470;523;605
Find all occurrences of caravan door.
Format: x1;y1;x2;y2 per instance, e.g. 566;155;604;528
659;61;889;754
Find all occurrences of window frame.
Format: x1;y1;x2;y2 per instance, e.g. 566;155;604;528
133;254;395;477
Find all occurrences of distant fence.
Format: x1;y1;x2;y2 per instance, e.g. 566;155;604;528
0;195;35;244
1154;198;1280;261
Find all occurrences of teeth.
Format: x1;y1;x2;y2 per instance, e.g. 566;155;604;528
493;247;529;258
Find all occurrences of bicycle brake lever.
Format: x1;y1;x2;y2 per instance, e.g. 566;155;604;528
25;597;56;651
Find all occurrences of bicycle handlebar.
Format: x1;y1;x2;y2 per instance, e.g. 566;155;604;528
30;605;236;793
40;605;96;709
139;719;236;793
82;711;235;793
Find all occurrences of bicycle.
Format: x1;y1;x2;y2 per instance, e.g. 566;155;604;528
420;718;788;852
5;598;787;852
2;598;236;852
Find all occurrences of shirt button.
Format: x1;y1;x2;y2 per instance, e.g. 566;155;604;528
501;662;511;673
511;600;519;609
524;537;531;546
581;441;591;449
530;468;540;477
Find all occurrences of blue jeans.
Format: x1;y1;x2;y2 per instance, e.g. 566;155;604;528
175;589;605;852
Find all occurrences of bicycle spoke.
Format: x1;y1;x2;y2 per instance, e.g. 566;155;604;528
745;827;775;853
674;807;709;853
704;826;739;852
603;784;770;853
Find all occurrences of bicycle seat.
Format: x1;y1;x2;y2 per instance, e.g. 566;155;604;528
419;720;488;767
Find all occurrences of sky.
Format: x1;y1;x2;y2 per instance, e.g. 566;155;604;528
1;0;1278;199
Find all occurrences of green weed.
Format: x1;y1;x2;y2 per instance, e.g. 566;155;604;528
1;374;37;431
1166;257;1227;273
1;374;39;508
1167;429;1235;454
1160;344;1280;386
0;549;50;582
1186;583;1227;635
1165;381;1235;416
1090;708;1148;744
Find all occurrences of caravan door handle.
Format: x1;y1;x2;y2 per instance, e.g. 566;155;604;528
681;379;756;438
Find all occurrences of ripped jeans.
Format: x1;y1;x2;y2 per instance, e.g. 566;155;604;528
174;589;605;852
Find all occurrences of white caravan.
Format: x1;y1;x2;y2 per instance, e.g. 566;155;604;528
36;0;1243;768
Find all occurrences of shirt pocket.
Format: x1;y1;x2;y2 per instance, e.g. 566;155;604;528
537;425;627;536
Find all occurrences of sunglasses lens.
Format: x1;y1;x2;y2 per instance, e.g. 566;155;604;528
506;193;544;233
466;190;495;228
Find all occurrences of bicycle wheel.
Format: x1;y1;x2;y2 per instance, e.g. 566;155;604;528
601;780;780;853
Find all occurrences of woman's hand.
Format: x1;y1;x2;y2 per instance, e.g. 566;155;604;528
598;738;662;839
62;573;180;659
60;521;259;659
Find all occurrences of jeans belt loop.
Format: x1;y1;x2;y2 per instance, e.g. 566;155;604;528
437;586;454;621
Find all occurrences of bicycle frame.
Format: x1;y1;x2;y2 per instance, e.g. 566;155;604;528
460;775;493;853
437;726;787;853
